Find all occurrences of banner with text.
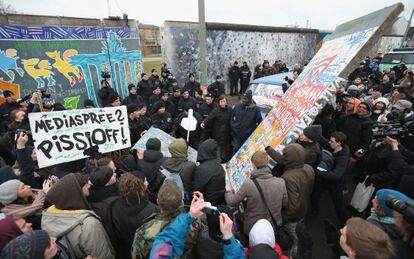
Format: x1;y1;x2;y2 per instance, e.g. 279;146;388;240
29;106;131;168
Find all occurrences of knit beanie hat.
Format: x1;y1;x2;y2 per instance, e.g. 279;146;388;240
1;230;49;259
107;93;119;104
0;180;22;205
168;138;188;159
146;138;161;151
377;189;414;217
83;99;95;108
89;166;113;187
0;214;23;251
127;103;140;115
303;125;322;142
359;101;373;113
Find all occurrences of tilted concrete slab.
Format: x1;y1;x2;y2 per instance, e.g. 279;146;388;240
226;3;404;191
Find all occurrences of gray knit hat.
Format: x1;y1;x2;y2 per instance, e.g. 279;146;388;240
0;180;22;205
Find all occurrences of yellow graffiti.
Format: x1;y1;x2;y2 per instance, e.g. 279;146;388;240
21;58;55;88
46;49;83;87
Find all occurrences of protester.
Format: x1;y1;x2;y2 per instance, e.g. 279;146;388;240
198;93;215;120
0;214;33;250
339;217;394;259
298;125;322;169
149;85;162;111
0;230;58;259
110;173;159;259
246;219;288;259
201;95;232;162
131;183;204;259
225;150;288;235
311;131;350;224
266;143;314;256
150;192;244;258
42;173;115;259
0;179;48;228
193;139;225;205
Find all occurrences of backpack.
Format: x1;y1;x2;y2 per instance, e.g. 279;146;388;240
55;235;76;259
151;165;190;204
316;149;335;174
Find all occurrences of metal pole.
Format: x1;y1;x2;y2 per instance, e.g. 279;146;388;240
198;0;207;94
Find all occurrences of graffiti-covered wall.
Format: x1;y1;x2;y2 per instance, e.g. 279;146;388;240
164;21;320;87
0;23;142;108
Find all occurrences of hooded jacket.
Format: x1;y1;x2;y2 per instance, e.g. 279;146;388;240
0;214;23;251
162;139;196;194
266;144;315;223
42;174;114;259
225;167;288;235
193;139;225;205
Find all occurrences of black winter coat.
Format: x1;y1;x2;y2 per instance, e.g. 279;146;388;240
199;102;215;119
148;94;161;111
137;80;153;103
336;113;373;153
122;94;144;107
177;97;198;113
184;81;201;97
98;86;118;107
230;102;262;141
193;139;225;205
228;65;240;81
207;81;225;99
316;145;350;182
138;150;165;182
110;199;159;259
151;112;173;133
203;106;231;146
149;75;161;88
129;117;150;145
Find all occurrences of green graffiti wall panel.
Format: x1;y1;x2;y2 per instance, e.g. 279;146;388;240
0;32;143;108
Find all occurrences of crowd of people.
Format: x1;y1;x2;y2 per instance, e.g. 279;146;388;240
0;55;413;259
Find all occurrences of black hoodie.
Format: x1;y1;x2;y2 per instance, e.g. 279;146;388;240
193;139;225;205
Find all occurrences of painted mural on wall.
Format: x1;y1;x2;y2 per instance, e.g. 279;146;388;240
0;25;138;39
164;24;318;86
0;31;142;108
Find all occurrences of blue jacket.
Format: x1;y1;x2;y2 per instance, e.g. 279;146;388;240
150;212;245;259
230;102;262;141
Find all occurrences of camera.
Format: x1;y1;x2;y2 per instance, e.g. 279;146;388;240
386;198;414;224
202;202;220;217
83;145;104;160
372;122;411;139
101;71;111;79
15;129;31;136
40;89;51;99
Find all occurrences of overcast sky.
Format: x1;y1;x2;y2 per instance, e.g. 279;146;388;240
4;0;414;30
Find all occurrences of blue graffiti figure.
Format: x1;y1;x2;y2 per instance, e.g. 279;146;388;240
70;31;143;107
0;49;24;81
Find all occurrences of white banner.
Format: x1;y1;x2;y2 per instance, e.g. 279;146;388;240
29;106;131;168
